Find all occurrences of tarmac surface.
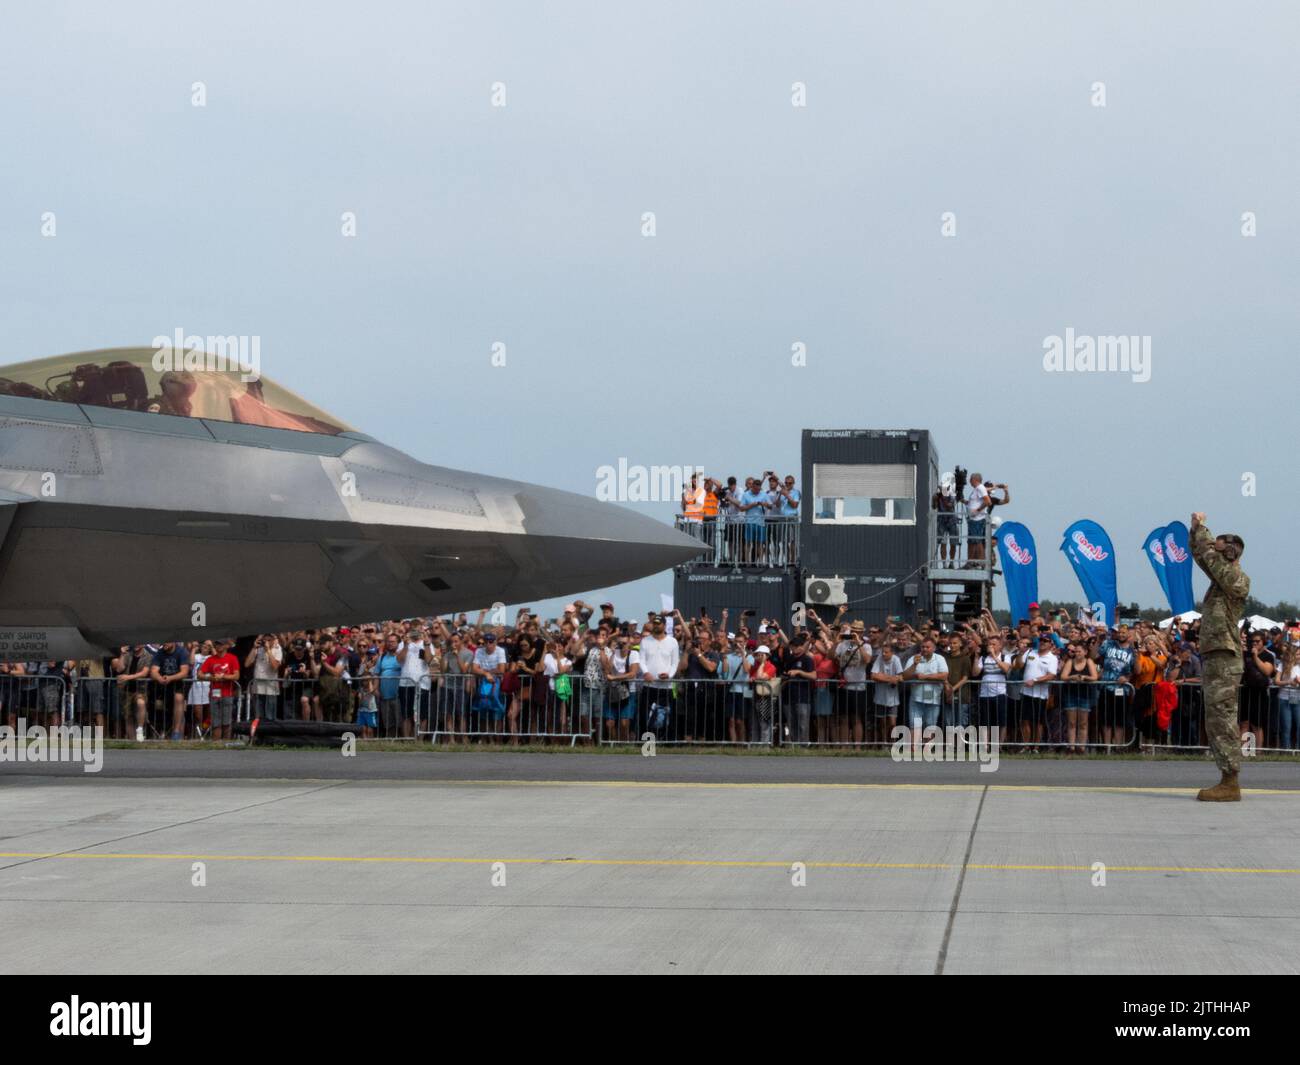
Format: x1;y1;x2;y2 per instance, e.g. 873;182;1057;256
2;748;1298;974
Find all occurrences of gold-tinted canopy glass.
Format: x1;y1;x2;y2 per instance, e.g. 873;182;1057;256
0;347;354;436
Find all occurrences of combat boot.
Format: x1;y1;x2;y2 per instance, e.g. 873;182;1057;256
1196;770;1241;802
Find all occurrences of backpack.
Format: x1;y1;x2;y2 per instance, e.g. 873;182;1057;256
474;676;505;714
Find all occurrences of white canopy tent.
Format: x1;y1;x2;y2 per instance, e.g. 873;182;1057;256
1158;611;1200;629
1240;615;1282;630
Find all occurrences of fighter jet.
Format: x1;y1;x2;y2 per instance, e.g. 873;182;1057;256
0;348;704;659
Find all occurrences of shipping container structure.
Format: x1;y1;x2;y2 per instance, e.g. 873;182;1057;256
671;428;998;631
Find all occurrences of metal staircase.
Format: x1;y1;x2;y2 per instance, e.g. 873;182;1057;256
926;517;998;626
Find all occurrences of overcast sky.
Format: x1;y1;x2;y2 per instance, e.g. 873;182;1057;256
3;1;1296;619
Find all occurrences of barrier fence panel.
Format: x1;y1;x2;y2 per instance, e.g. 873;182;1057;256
1274;689;1300;753
598;681;780;743
944;679;1137;752
1124;682;1204;753
782;678;1141;753
1141;683;1300;756
600;677;774;746
253;677;418;739
995;680;1137;752
0;672;67;728
42;677;246;740
775;677;897;749
415;672;594;746
781;679;960;750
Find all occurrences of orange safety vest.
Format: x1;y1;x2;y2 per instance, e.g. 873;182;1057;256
702;491;719;518
684;489;704;521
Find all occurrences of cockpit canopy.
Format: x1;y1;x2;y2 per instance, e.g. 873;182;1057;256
0;347;354;436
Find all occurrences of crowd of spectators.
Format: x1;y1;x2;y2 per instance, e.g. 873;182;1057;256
674;467;1012;570
677;471;801;565
3;599;1297;752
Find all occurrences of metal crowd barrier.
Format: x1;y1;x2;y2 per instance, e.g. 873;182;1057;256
776;676;948;750
0;670;68;727
40;676;246;740
780;678;1140;752
674;516;799;568
247;675;416;739
416;672;595;746
598;676;773;746
1140;683;1300;755
11;658;1298;757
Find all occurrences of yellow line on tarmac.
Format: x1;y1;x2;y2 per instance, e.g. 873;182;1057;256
431;779;1300;796
965;864;1300;874
1;852;1299;874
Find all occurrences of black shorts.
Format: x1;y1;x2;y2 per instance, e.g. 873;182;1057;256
839;687;867;722
283;680;316;703
1239;686;1269;725
1098;688;1131;728
976;695;1007;729
399;685;419;720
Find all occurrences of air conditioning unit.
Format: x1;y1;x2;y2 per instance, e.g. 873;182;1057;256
804;576;847;606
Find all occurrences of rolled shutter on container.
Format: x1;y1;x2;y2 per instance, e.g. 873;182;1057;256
813;463;915;499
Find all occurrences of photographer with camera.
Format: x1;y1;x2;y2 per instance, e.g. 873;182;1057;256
1241;625;1275;754
964;472;1004;564
245;634;283;722
933;472;959;563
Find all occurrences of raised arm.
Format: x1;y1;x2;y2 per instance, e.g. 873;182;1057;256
1190;515;1249;597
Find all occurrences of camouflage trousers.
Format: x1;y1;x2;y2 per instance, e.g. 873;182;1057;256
1202;651;1242;774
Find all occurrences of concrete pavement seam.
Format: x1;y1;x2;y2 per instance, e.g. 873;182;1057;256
0;780;351;874
935;784;988;976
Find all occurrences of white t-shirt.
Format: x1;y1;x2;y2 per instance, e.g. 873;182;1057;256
966;483;990;520
252;643;283;696
1281;662;1300;699
543;653;572;689
473;646;507;674
188;653;210;704
1021;651;1059;699
399;640;431;689
639;635;680;687
906;652;948;704
611;648;641;690
976;652;1013;697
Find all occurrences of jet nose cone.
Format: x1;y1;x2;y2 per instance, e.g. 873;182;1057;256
514;487;707;583
628;513;711;570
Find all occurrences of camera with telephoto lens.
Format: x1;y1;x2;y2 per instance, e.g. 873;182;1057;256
953;466;968;498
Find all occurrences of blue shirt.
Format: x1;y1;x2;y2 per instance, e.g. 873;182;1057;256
777;488;800;517
377;652;402;700
151;645;190;678
1098;640;1136;684
740;489;768;525
722;652;752;693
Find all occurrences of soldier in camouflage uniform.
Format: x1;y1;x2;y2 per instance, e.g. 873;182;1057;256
1189;513;1249;801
